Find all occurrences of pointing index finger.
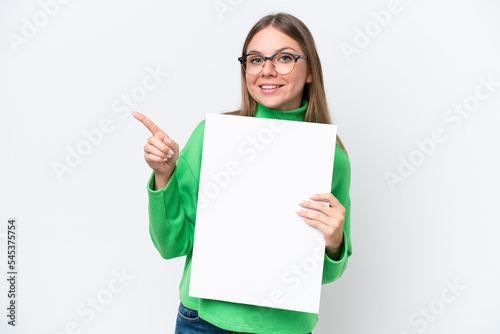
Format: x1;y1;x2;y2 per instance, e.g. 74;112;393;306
132;112;163;136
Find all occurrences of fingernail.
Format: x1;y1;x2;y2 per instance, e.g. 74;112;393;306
296;209;302;214
309;194;316;198
166;139;171;144
168;150;174;155
163;157;168;161
298;200;304;205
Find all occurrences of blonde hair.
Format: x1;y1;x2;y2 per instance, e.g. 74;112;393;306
226;12;348;155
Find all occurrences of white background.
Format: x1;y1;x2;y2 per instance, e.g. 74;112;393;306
1;0;499;333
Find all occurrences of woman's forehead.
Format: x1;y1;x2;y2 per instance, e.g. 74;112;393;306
247;46;298;55
247;27;303;54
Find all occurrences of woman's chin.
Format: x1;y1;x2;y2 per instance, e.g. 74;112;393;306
255;97;285;110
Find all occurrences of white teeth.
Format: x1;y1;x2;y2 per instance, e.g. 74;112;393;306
261;85;281;89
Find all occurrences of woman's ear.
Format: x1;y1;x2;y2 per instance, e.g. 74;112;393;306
306;71;313;84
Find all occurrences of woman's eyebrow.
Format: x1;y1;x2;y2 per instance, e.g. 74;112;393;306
247;46;297;54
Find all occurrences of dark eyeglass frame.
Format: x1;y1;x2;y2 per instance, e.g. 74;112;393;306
237;52;308;75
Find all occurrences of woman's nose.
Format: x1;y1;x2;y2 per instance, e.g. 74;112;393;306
261;59;277;76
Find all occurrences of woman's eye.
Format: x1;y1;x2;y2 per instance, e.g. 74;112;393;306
249;57;263;65
278;55;292;63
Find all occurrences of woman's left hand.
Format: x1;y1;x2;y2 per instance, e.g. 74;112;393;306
296;193;346;259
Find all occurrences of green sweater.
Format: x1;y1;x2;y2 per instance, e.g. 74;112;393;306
147;99;352;334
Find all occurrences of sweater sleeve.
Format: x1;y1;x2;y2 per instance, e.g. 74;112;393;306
322;143;352;285
147;120;205;260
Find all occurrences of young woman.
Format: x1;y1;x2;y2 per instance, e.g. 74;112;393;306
133;12;352;334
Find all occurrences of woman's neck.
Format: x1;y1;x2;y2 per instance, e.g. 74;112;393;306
255;99;308;121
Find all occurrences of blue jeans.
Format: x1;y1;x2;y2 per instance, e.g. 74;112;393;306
175;302;312;334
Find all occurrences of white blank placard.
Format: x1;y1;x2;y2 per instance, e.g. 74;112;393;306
189;113;337;314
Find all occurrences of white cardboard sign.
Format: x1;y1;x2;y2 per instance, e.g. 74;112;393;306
189;113;337;314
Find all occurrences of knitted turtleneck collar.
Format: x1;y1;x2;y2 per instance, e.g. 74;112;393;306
255;99;308;122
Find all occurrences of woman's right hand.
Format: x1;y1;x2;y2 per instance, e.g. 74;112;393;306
132;112;180;176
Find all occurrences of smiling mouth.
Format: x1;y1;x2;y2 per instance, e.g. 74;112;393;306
260;85;284;90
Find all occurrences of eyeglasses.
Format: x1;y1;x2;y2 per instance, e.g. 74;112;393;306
238;52;308;75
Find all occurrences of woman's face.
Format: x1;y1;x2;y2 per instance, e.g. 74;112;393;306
245;26;312;111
